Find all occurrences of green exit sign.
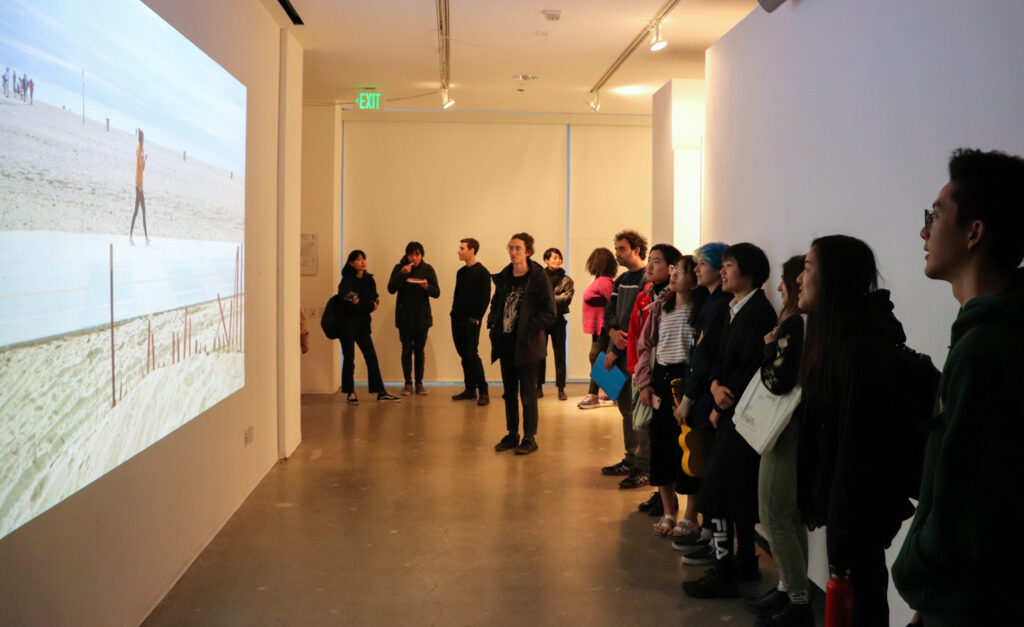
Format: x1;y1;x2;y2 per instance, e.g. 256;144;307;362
356;92;381;110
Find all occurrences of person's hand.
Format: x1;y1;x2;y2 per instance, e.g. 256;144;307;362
419;281;429;290
352;296;359;305
603;351;617;371
470;318;480;326
673;404;687;425
401;263;413;274
638;386;655;408
609;328;627;349
710;409;720;429
764;327;778;344
372;300;379;312
711;381;735;408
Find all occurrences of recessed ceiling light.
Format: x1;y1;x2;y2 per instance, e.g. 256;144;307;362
513;74;539;81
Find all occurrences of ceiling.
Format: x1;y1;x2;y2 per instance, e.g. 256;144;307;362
276;0;757;115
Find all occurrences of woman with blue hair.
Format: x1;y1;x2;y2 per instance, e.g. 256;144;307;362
670;242;732;558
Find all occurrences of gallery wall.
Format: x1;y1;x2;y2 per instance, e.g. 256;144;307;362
0;1;301;624
704;0;1024;619
300;111;651;392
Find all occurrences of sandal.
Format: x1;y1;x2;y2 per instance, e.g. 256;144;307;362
668;518;698;538
653;515;675;536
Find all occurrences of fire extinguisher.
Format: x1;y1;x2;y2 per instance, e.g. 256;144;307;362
825;568;853;627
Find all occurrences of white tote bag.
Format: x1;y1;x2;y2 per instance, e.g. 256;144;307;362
732;370;802;455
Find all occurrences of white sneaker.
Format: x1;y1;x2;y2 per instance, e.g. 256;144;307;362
577;394;600;409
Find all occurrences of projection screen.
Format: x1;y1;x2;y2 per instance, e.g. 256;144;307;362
0;0;247;540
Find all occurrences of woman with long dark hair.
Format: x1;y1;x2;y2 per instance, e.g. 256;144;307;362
387;241;440;395
338;250;400;403
488;232;556;455
796;235;915;626
745;255;810;625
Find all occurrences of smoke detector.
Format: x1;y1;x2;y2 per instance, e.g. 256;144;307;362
541;9;561;22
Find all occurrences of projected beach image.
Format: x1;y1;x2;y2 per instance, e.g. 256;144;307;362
0;0;246;539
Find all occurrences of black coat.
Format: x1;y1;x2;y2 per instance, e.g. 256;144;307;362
487;260;556;365
697;288;778;521
387;259;440;330
685;287;732;429
337;270;379;333
544;267;575;317
798;289;915;570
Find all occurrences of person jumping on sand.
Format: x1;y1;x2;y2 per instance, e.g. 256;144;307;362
129;129;150;246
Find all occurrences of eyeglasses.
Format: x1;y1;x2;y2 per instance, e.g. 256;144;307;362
924;208;937;229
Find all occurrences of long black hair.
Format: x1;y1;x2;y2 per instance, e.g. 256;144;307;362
342;249;366;276
779;255;804;322
799;235;879;395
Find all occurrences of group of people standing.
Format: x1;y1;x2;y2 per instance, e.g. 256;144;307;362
331;147;1021;626
590;148;1023;627
2;66;33;103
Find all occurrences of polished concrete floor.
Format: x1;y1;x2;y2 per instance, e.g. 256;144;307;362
145;383;817;626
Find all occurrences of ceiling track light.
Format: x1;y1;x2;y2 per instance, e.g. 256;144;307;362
436;0;454;109
650;21;667;51
586;0;681;110
587;91;601;113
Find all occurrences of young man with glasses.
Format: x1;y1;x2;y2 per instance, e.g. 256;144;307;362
893;148;1024;627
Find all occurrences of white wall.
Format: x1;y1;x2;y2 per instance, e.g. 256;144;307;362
704;0;1024;618
0;2;301;624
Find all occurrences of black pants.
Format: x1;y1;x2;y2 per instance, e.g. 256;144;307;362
398;326;429;385
340;326;384;394
452;317;487;393
845;536;896;626
648;362;687;487
130;186;147;238
588;333;609;395
500;358;540;437
538;316;567;389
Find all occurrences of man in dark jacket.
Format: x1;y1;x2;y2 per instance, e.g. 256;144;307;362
893;149;1024;627
387;241;440;395
600;230;651;488
488;232;556;455
451;237;491;405
538;247;574;401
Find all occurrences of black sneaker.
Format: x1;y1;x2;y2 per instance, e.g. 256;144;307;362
601;459;631;476
638;491;659;511
737;554;762;582
755;601;815;627
346;393;358;404
745;589;789;615
649;496;664;517
494;433;520;452
618;469;649;489
673;526;712;552
680;544;716;565
682;565;741;599
514;436;538;455
377;392;401;402
452;390;477;400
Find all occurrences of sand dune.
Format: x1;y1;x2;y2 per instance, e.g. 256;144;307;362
0;100;243;241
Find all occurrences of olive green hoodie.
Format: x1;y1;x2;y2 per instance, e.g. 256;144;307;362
893;268;1024;625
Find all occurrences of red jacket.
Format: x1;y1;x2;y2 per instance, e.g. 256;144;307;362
626;283;660;373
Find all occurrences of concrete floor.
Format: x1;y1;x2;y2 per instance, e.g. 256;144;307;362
145;383;816;626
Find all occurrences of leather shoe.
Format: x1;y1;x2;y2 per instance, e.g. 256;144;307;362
477;393;490;406
452;390;476;400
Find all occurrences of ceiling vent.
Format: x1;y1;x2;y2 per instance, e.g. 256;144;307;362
541;9;561;22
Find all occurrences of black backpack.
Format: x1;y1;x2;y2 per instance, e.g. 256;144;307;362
891;343;941;501
320;294;342;340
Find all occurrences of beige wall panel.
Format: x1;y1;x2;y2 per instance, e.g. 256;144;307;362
567;124;652;383
342;121;567;384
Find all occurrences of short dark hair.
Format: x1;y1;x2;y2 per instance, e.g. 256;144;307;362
460;238;480;254
948;148;1024;270
543;247;562;261
585;247;617;278
510;232;535;256
614;229;648;260
722;243;770;288
405;241;425;257
649;243;682;267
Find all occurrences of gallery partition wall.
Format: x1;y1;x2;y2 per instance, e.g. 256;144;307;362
336;112;651;387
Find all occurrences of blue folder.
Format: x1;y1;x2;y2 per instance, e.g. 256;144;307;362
590;352;627;400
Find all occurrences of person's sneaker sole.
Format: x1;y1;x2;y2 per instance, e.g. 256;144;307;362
680;546;716;566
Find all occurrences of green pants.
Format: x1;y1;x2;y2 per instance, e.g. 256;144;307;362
757;417;808;594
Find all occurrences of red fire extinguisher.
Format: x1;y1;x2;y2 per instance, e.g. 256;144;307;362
825;568;853;627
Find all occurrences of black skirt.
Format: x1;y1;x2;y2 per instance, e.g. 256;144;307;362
648;362;687;488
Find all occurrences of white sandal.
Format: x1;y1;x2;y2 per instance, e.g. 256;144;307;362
653;515;675;536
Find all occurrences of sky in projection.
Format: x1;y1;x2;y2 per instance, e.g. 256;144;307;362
0;0;246;173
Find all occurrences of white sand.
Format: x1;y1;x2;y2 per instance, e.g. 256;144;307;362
0;297;244;538
0;100;243;242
